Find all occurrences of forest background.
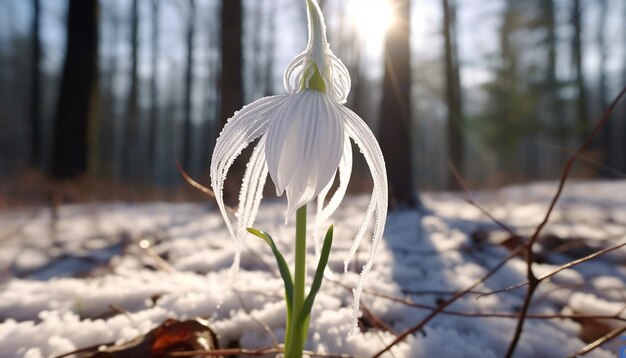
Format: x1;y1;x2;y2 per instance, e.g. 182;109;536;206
0;0;625;207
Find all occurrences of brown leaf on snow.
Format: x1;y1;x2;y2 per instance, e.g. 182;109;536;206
80;318;220;358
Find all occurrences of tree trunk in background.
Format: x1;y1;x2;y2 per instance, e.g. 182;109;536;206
442;0;463;190
494;0;519;178
379;0;420;208
148;0;159;172
201;6;219;173
596;0;612;176
219;0;244;204
183;0;196;171
571;0;588;139
263;0;276;97
251;1;265;99
30;0;41;168
219;0;243;130
101;1;120;178
623;0;626;173
537;0;560;178
349;37;365;120
123;0;139;180
51;0;98;178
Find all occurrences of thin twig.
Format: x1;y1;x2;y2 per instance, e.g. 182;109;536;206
176;161;236;215
361;286;626;322
138;236;177;273
370;159;534;357
371;246;523;358
567;326;626;357
535;141;626;178
448;162;521;241
402;288;488;296
504;87;626;358
478;240;626;298
360;300;399;336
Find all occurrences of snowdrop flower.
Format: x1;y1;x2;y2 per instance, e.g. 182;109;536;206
210;0;387;327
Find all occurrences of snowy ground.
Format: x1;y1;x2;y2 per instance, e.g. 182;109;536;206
0;180;625;358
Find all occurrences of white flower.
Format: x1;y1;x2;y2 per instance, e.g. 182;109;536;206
210;0;387;328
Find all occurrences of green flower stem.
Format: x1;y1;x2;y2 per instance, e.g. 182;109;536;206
287;204;308;357
249;207;334;357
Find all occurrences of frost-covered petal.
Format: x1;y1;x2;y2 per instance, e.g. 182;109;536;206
265;90;344;219
316;136;352;222
315;135;352;258
210;95;287;240
339;106;388;331
216;138;269;288
236;136;268;239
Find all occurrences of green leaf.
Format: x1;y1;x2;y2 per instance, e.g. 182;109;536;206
295;225;334;331
247;228;294;316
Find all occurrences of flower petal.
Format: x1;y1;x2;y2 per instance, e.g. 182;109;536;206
265;90;344;220
221;137;269;282
323;52;351;104
236;136;268;238
339;106;388;332
320;135;352;222
210;95;286;239
315;134;352;258
283;52;309;96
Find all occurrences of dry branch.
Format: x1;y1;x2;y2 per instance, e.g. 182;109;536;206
504;86;626;358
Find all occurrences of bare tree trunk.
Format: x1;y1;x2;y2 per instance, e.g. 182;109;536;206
572;0;588;139
100;1;120;178
442;0;464;190
379;0;420;208
495;0;519;178
182;0;196;171
596;0;612;176
201;6;219;173
30;0;41;168
51;0;99;178
219;0;243;129
623;0;626;172
538;0;561;177
263;0;276;96
250;1;265;99
218;0;244;204
346;33;371;179
123;0;139;181
148;0;159;172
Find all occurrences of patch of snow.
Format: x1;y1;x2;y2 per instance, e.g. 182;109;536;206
0;181;624;357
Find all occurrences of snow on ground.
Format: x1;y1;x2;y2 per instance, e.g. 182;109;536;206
0;180;625;357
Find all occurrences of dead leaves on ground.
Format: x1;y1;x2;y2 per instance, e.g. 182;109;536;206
57;318;221;358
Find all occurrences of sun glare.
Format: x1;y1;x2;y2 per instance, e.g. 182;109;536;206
347;0;395;44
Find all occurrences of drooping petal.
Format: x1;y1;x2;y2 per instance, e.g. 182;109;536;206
210;95;287;242
236;136;268;239
219;137;270;283
339;106;388;331
314;135;352;258
265;90;344;220
320;135;352;223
